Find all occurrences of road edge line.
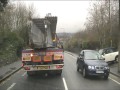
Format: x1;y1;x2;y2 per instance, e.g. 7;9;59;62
0;67;22;83
7;83;16;90
110;72;120;78
62;77;68;90
65;51;75;57
109;77;120;85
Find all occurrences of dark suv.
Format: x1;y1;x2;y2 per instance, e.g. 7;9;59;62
76;50;110;79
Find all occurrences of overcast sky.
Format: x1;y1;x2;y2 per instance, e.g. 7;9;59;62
12;0;94;33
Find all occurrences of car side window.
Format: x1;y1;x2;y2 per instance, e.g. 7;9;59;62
109;49;114;53
105;49;111;54
104;49;108;54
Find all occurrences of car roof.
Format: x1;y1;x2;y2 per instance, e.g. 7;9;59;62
100;47;116;50
82;50;97;52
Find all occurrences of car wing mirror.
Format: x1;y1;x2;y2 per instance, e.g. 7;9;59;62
80;56;83;60
102;53;105;56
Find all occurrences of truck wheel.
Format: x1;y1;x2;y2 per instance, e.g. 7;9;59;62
104;75;108;80
27;71;35;76
56;70;62;76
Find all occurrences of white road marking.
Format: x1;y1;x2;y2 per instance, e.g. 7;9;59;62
109;77;120;85
22;72;27;76
7;83;16;90
62;77;68;90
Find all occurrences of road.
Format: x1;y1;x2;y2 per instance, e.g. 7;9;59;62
0;52;120;90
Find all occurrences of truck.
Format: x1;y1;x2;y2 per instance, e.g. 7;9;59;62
22;14;64;76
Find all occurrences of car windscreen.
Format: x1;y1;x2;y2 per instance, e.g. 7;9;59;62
109;48;117;52
85;51;103;60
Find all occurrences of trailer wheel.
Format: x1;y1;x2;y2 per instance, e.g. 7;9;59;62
56;70;62;76
27;71;35;76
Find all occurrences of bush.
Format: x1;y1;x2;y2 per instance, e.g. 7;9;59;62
0;32;24;67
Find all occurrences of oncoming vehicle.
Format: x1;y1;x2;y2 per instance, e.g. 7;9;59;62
76;50;110;79
99;47;119;62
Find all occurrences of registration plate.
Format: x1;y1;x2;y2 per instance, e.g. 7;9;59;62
33;66;49;70
96;71;104;73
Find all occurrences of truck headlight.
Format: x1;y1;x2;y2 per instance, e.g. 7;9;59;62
88;66;95;69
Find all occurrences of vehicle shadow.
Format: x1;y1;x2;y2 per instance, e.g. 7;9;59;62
22;72;64;90
77;71;108;81
26;72;62;80
86;76;107;81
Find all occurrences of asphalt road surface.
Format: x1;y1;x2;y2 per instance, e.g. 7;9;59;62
0;53;120;90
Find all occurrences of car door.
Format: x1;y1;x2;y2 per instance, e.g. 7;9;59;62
104;49;112;62
106;48;118;61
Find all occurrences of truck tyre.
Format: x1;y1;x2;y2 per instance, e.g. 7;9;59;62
27;71;35;76
56;70;62;76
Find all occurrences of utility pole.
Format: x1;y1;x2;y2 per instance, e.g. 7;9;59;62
118;0;120;73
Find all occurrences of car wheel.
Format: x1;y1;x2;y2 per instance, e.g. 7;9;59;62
83;68;87;78
104;75;108;80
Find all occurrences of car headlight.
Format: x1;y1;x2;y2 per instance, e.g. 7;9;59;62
88;66;95;69
104;66;109;70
